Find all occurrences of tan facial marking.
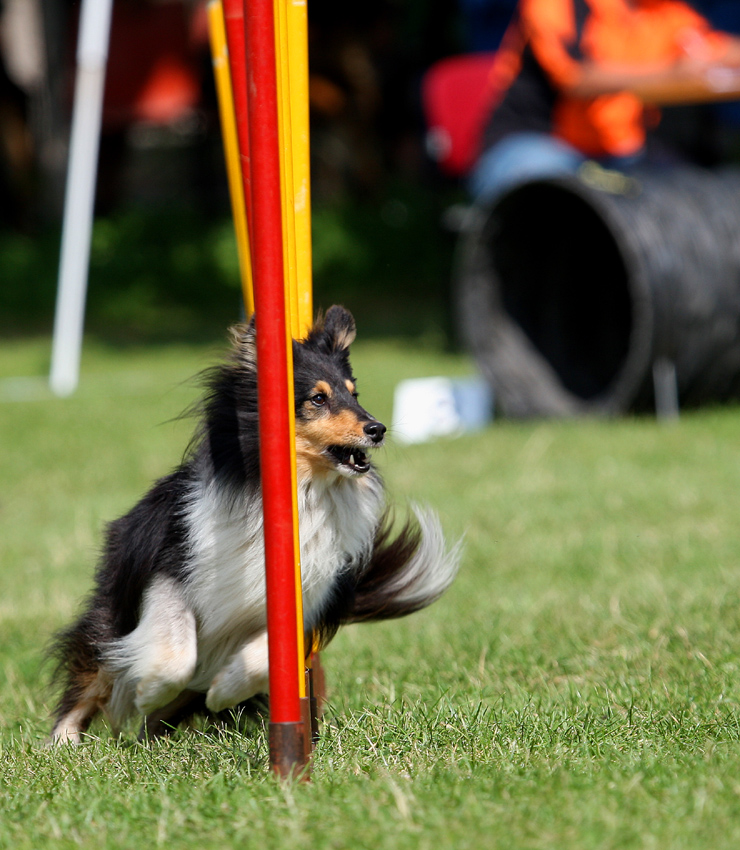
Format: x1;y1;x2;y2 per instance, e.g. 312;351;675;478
310;409;366;443
314;380;332;398
294;411;368;481
345;379;356;395
294;432;328;480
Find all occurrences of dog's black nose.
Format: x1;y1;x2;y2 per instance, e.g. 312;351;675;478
364;421;386;443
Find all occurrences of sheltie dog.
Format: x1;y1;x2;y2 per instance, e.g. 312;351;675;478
50;306;459;742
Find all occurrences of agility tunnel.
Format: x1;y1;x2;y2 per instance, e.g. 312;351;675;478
455;167;740;417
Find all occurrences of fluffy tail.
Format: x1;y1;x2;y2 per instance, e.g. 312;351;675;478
346;506;461;624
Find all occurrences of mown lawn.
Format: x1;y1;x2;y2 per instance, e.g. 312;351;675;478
2;335;740;849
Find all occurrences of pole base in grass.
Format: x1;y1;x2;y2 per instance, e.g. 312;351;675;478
269;721;310;780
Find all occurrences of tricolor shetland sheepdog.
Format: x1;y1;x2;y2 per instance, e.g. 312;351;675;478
50;306;459;742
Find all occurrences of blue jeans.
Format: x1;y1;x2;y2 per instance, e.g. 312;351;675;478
469;132;642;203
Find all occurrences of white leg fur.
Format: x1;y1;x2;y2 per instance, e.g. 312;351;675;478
51;708;88;745
105;576;198;722
50;667;113;744
205;631;269;714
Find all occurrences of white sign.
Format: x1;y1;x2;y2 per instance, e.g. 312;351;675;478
392;376;493;444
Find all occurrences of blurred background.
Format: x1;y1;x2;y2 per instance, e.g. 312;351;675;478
1;0;740;349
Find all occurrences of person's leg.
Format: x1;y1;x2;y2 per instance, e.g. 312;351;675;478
468;132;586;203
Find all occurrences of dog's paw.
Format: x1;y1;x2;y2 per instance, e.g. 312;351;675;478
205;672;234;714
205;666;267;713
205;632;270;713
135;677;184;716
49;725;82;745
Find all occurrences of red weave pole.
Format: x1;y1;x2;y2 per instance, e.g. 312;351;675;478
223;0;253;240
243;0;303;740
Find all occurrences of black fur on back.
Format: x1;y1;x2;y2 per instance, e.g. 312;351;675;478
98;469;194;636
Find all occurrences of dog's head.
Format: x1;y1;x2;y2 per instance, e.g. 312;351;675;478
293;306;385;479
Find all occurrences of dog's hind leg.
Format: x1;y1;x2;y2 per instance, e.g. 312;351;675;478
51;667;112;744
50;615;113;744
205;631;269;714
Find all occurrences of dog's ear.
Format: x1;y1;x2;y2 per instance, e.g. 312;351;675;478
322;305;356;351
300;305;357;357
302;306;355;355
304;305;356;356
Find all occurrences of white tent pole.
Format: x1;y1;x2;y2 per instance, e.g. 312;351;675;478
49;0;114;397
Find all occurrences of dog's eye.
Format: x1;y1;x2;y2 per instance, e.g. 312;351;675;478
310;393;327;407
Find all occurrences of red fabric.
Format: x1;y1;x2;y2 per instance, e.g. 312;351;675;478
422;53;499;176
101;2;202;130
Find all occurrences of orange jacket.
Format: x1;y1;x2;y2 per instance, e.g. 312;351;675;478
485;0;731;157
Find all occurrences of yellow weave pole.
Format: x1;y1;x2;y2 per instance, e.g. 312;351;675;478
286;0;313;335
207;0;254;316
275;0;313;339
275;0;299;339
283;0;316;691
212;0;313;706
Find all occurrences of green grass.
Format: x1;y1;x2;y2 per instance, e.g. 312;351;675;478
3;335;740;849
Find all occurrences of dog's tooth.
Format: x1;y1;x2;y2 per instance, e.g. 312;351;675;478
349;453;355;466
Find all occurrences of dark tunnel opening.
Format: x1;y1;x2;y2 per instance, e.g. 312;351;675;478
488;182;634;401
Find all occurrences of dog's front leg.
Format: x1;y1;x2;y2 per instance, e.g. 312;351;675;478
205;631;269;713
106;576;199;719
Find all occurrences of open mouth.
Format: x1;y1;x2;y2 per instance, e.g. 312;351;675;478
326;445;371;474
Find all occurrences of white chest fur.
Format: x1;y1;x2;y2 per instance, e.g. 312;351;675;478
182;472;383;665
296;472;384;623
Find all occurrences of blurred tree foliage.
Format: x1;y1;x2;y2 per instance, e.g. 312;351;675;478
0;182;461;345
